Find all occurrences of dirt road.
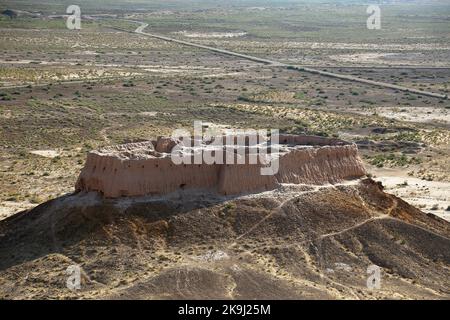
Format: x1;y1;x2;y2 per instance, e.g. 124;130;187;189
132;22;448;100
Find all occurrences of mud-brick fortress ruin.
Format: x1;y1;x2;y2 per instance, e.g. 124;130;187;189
75;134;367;198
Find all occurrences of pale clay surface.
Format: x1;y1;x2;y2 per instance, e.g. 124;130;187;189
75;134;368;198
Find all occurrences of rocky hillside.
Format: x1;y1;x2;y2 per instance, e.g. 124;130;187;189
0;179;449;299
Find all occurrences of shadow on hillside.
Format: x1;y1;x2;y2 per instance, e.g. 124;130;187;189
0;190;232;271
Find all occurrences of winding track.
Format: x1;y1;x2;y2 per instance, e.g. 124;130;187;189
130;22;448;100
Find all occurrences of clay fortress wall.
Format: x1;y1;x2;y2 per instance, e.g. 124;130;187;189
75;134;367;197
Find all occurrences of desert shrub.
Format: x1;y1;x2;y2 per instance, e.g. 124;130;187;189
123;81;135;87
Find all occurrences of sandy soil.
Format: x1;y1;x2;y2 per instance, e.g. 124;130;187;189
327;52;445;66
29;150;60;158
329;53;398;65
0;201;34;220
357;106;450;125
174;31;247;38
372;167;450;222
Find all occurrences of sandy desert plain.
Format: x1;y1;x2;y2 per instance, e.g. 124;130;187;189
0;0;449;299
